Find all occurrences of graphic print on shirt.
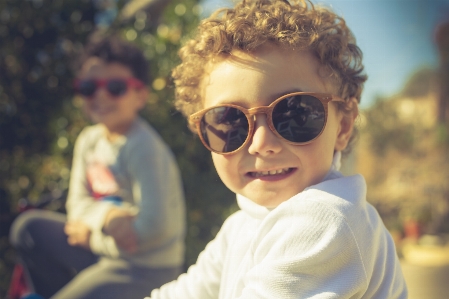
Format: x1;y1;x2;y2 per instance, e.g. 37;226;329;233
84;139;126;206
86;161;119;200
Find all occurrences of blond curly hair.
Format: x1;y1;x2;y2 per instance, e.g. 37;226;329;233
172;0;367;152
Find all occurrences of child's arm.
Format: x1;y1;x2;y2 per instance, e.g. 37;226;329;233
64;220;91;249
102;207;137;253
147;213;238;299
124;129;185;255
237;205;367;298
233;184;405;299
65;128;121;257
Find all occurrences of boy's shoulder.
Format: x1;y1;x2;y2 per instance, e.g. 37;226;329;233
122;117;176;160
125;117;165;147
258;173;369;228
307;173;366;201
76;123;105;144
297;173;367;213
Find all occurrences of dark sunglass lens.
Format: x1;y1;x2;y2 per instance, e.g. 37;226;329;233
78;80;97;96
272;95;325;143
107;79;128;96
200;107;249;153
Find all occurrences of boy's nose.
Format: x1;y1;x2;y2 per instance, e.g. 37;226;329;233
91;86;111;102
247;114;283;156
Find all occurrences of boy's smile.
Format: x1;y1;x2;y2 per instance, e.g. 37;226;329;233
202;46;354;208
247;167;294;179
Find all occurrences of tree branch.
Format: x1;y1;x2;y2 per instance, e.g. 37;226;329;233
119;0;172;23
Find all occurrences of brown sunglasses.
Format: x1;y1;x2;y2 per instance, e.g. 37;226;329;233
189;92;346;155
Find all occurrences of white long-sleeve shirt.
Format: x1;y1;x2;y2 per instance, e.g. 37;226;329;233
66;117;186;267
148;156;407;298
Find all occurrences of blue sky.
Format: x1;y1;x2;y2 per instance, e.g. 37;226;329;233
200;0;449;108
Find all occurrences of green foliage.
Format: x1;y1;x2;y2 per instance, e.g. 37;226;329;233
436;123;449;146
401;67;436;98
0;1;95;294
0;0;95;204
0;0;236;296
362;97;415;157
362;67;448;157
359;67;449;236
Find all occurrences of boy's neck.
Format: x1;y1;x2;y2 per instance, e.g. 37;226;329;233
102;119;136;142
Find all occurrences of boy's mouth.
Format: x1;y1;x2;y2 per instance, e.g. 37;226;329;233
91;105;115;115
248;167;294;178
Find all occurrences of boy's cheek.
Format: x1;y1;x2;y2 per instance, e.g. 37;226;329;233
211;153;241;190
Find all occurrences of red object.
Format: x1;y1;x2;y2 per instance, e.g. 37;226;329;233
404;220;421;240
7;264;31;299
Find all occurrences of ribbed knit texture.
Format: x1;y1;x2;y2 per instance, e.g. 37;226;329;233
147;152;407;298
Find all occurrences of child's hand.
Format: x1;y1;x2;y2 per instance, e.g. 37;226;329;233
64;221;92;250
103;208;138;253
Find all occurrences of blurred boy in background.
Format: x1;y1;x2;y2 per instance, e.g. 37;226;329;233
10;35;186;299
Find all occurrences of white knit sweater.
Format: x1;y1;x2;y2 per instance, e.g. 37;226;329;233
147;153;407;298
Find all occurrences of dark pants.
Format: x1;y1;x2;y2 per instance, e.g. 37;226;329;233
9;210;181;299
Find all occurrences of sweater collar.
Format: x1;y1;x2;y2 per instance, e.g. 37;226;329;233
236;151;343;219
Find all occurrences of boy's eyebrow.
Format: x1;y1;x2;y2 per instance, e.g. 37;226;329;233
271;89;304;100
218;89;306;107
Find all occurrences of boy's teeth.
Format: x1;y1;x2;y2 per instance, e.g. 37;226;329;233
252;168;291;177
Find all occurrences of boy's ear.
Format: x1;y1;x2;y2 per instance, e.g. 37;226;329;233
334;98;357;151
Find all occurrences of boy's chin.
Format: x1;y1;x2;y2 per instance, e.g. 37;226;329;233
237;181;306;208
246;191;299;208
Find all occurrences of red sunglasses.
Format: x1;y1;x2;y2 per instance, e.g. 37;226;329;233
73;78;144;98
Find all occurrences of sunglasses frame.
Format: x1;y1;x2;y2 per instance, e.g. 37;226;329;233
189;92;346;155
73;77;144;98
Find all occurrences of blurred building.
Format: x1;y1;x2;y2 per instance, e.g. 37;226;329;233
435;19;449;124
354;17;449;240
355;66;448;237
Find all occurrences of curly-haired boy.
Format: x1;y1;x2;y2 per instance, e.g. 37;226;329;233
147;0;407;298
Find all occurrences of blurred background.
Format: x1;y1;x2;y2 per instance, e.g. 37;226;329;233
0;0;448;298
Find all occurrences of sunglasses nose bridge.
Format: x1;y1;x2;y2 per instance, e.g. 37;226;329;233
245;106;275;137
91;81;113;99
246;106;271;119
85;80;105;96
95;79;108;89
